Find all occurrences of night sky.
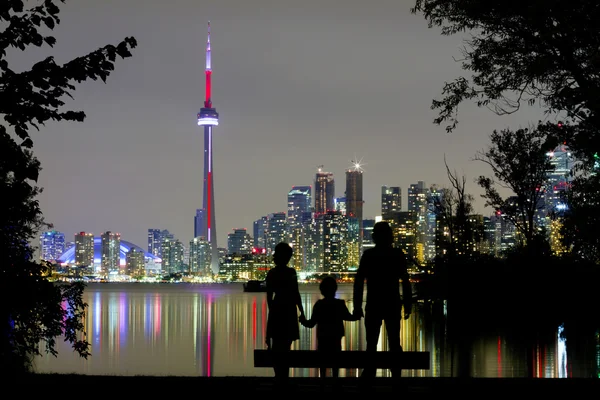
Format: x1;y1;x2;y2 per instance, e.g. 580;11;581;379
12;0;549;249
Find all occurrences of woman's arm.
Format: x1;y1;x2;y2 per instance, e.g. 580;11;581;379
302;302;318;328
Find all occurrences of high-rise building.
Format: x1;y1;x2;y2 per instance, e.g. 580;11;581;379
126;248;145;277
287;186;312;232
227;228;252;255
267;212;288;253
74;232;94;268
320;211;348;273
545;145;574;215
162;237;184;274
408;181;428;263
381;186;401;221
314;165;335;214
197;21;220;275
189;236;212;276
147;229;173;258
194;209;206;238
101;231;121;276
40;230;65;262
253;216;268;248
345;161;364;242
362;219;376;250
334;197;346;214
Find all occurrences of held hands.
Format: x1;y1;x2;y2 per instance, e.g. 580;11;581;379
299;313;308;327
353;307;364;319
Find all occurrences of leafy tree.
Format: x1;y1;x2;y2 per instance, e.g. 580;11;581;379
473;123;557;247
411;1;600;261
561;172;600;263
1;1;136;373
410;0;600;162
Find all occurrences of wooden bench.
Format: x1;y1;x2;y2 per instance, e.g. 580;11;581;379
254;349;430;370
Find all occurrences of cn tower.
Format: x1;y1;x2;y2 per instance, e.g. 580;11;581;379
197;21;220;275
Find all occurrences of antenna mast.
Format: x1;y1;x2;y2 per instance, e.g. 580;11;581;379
204;21;212;108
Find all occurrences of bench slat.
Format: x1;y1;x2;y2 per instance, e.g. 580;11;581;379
254;349;430;369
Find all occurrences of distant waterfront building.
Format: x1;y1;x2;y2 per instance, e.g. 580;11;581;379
362;219;375;250
227;228;252;255
74;232;94;268
194;208;206;238
126;248;145;276
334;197;346;214
189;236;212;276
345;161;364;242
320;211;348;273
287;186;312;233
314;166;335;214
162;237;184;274
267;212;288;254
219;254;253;280
217;247;227;266
147;229;173;258
40;230;65;262
408;181;428;264
381;186;401;221
253;216;268;248
58;238;159;269
101;231;121;276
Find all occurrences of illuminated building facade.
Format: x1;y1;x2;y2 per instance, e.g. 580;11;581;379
189;236;212;276
227;228;253;255
314;166;335;214
126;248;145;276
74;232;94;268
40;230;65;262
345;161;364;243
381;186;401;221
101;231;121;276
267;212;288;254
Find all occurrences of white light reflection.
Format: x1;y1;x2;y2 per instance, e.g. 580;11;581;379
558;323;567;378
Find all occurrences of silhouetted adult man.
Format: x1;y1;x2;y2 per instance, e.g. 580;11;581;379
353;221;412;378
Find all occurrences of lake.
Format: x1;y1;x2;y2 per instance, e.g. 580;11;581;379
34;282;598;377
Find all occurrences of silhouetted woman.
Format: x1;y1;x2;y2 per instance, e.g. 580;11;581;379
265;242;305;379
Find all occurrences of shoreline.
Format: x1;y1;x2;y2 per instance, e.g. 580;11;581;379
23;374;600;393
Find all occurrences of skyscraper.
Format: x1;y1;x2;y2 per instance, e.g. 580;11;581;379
345;161;364;241
40;230;65;262
287;186;312;230
101;231;121;276
381;186;401;221
197;22;220;274
74;232;94;268
314;165;335;214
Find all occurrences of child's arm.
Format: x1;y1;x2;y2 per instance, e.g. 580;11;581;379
301;302;318;328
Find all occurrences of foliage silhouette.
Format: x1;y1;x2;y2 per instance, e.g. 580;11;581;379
0;1;136;373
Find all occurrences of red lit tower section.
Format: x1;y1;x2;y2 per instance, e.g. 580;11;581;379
197;21;220;275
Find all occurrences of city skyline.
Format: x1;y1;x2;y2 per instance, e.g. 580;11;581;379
24;0;550;248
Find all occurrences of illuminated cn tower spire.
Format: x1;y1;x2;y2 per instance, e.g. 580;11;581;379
197;21;220;275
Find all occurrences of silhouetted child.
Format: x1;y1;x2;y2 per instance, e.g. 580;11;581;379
299;276;359;378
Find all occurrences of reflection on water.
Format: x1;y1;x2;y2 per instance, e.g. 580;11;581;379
34;283;598;378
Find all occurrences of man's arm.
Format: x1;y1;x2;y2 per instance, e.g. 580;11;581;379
353;253;367;317
265;271;274;310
